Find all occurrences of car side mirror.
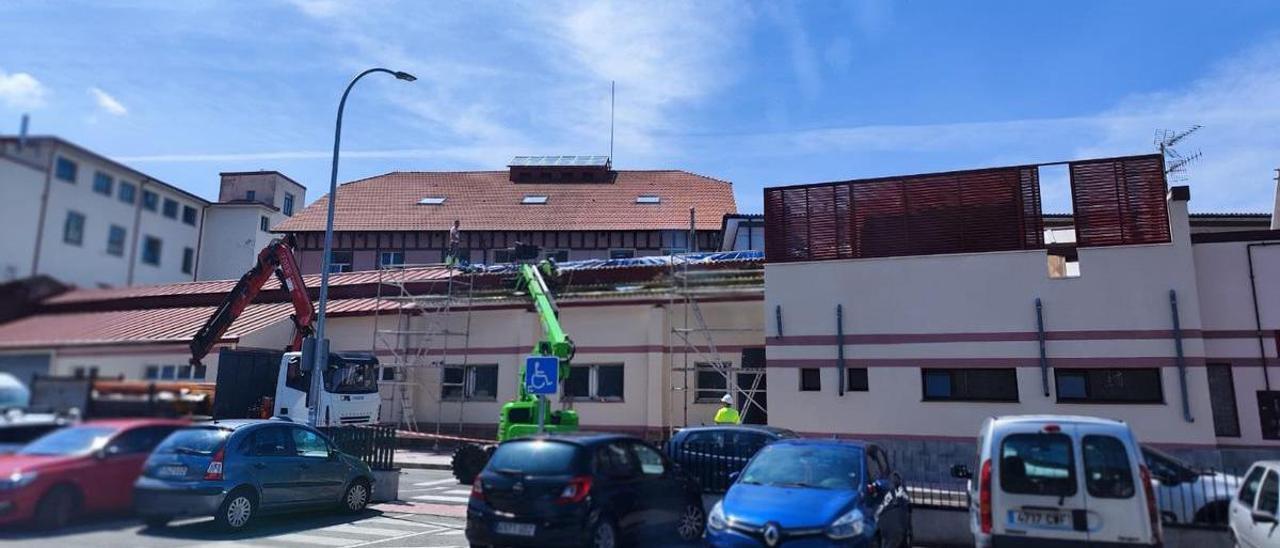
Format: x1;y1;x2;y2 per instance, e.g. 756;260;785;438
94;448;107;460
951;464;972;480
728;471;740;484
1253;509;1278;524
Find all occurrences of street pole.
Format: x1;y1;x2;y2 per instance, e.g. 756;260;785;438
307;67;416;427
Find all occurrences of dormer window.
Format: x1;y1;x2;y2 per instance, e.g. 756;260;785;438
636;195;660;204
418;196;446;205
522;195;549;205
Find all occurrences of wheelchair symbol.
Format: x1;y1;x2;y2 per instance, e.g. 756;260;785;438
529;368;552;391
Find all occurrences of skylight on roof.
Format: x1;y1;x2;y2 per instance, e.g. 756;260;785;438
522;195;549;205
418;197;446;205
636;195;660;204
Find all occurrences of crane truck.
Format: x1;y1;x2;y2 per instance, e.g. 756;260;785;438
190;236;380;426
449;245;579;483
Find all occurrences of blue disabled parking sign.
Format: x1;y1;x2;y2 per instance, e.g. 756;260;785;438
525;356;559;395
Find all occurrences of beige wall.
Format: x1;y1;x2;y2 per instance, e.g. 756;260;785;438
197;204;284;281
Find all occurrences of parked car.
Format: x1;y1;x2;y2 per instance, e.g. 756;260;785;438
951;415;1161;548
1230;460;1280;548
133;418;374;531
0;418;186;529
705;438;912;548
1142;444;1240;524
665;425;798;492
466;433;706;547
0;411;71;455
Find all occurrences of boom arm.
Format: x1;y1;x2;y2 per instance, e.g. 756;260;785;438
189;236;315;365
515;262;575;400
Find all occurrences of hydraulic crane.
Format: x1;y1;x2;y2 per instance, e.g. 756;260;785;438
450;245;580;483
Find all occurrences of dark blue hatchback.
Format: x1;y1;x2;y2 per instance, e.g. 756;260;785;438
705;439;912;548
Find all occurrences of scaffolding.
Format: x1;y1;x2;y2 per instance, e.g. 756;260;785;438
372;263;475;440
667;250;766;432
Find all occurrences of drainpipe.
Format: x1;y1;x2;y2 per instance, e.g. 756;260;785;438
1035;298;1049;397
836;304;845;397
1247;242;1280;390
1169;289;1194;423
29;141;59;277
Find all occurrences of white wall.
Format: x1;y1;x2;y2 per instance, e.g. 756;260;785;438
0;153;44;281
130;179;203;286
198;204;281;281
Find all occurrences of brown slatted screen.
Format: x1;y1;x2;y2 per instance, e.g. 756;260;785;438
1070;155;1169;247
764;166;1044;263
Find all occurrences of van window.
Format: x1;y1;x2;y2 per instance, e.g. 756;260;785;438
1000;433;1077;496
1082;435;1135;498
1261;471;1279;515
1240;466;1267;507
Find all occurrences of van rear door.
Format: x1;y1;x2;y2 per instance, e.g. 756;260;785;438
993;424;1089;543
1080;432;1150;544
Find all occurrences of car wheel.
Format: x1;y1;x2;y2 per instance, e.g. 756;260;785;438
342;479;371;513
590;516;618;548
677;500;706;541
33;485;78;530
142;516;171;529
214;489;256;531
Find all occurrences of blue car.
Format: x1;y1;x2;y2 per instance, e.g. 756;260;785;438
705;439;912;547
133;419;375;531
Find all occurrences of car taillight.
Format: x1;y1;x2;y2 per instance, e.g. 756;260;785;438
470;478;484;502
979;459;993;534
1140;464;1162;543
555;475;592;504
204;447;225;481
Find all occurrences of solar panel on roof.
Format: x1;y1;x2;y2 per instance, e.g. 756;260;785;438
509;155;610;167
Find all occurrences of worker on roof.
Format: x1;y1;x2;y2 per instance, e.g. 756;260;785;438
714;393;740;425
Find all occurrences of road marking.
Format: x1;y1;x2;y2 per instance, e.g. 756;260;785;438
359;516;449;528
411;494;470;503
339;527;448;548
433;529;465;535
441;489;472;495
269;533;365;546
320;524;413;537
412;479;457;487
183;543;278;548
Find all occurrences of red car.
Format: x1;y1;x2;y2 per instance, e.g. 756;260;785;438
0;418;187;529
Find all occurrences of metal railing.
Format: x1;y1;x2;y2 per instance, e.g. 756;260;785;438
319;424;398;471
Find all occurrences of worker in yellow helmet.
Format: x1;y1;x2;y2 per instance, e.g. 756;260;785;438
713;393;740;425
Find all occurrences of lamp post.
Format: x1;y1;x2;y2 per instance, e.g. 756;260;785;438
308;67;416;427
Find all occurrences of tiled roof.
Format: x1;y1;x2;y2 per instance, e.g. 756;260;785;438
272;170;736;232
0;299;395;350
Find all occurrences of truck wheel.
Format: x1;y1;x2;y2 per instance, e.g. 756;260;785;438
451;444;490;485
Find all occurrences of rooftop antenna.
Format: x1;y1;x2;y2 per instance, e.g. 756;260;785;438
609;81;615;162
1156;125;1203;182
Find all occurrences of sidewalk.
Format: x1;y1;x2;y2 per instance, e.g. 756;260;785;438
395;448;454;470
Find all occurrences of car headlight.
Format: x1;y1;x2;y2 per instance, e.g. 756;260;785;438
707;500;727;531
826;507;865;539
0;470;38;491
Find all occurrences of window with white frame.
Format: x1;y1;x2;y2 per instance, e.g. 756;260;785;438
379;251;405;267
562;364;624;402
695;362;730;402
442;364;498;401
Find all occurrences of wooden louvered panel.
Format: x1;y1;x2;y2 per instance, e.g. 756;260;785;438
1018;167;1045;249
834;184;855;259
782;188;811;261
853;180;909;258
905;174;963;256
763;187;786;260
806;185;840;261
1071;155;1168;247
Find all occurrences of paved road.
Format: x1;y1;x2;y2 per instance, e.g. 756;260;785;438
0;469;470;548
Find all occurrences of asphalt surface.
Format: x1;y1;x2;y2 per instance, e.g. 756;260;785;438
0;469;470;548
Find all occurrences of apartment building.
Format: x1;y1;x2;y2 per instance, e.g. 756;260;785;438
761;154;1280;471
197;171;306;281
273;156;737;273
1;136;208;288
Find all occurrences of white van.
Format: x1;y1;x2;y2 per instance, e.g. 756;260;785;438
951;415;1162;547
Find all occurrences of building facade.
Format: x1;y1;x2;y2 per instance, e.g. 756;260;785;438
197;171;306;281
1;136;209;288
761;154;1280;472
273;156;737;273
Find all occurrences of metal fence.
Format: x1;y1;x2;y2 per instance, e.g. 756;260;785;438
319;424;398;471
1149;466;1244;529
661;439;755;494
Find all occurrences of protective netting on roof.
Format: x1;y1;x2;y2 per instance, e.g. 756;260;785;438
466;250;763;274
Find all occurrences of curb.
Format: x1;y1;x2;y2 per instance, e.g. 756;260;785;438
396;461;453;471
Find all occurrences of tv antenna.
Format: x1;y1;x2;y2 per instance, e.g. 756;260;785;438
1155;125;1203;181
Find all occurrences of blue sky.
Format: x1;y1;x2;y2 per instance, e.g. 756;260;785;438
2;1;1279;214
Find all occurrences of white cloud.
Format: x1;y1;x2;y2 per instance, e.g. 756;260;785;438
0;70;47;109
88;87;128;116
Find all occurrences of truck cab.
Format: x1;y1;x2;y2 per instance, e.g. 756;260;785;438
273;352;380;426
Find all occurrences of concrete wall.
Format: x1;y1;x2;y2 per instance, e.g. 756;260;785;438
197;204;282;281
218;172;305;214
0;147;45;282
761;195;1269;475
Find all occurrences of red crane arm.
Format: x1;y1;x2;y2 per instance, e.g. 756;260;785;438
188;236;316;365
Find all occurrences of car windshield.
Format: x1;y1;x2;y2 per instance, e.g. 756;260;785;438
18;426;116;456
487;440;579;475
155;427;231;456
739;444;863;490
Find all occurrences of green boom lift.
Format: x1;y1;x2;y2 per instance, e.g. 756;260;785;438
450;248;580;483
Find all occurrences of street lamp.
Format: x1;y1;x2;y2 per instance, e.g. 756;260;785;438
307;67;416;427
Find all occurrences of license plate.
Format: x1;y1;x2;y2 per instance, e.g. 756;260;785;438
157;465;187;478
1009;508;1071;528
495;522;536;537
